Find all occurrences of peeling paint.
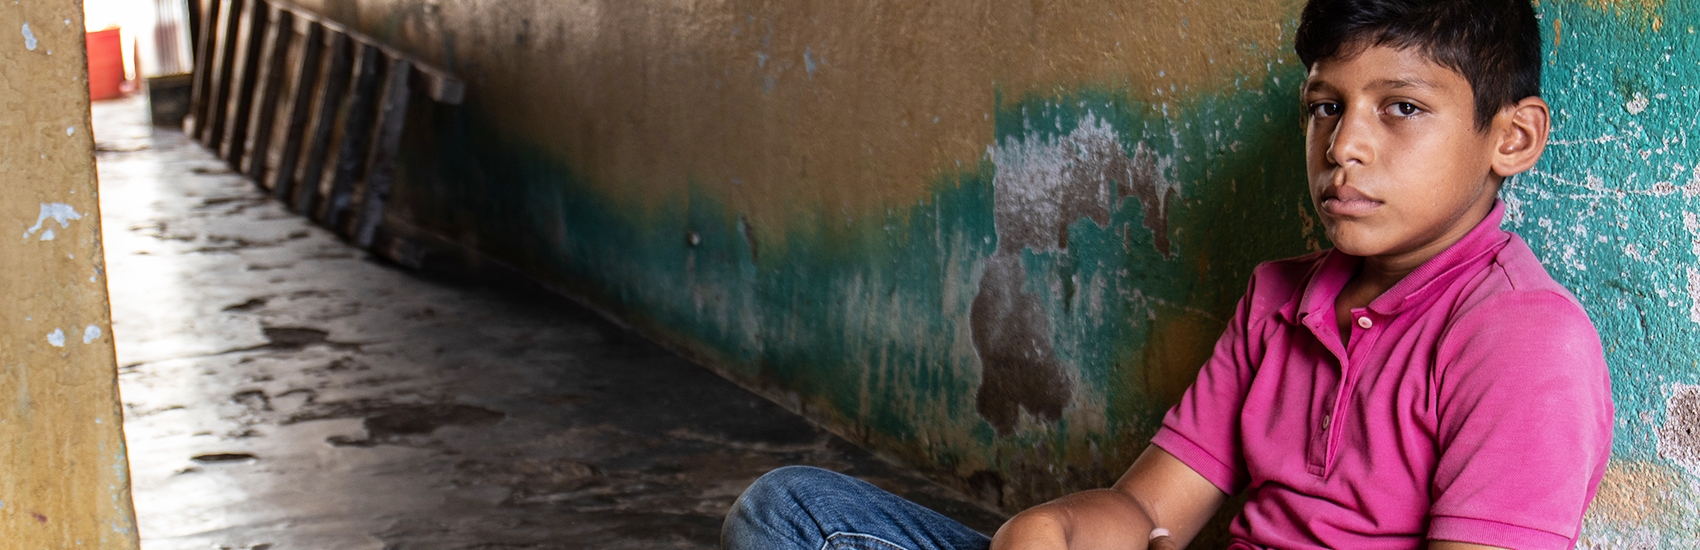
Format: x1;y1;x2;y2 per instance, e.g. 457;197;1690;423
1658;384;1700;473
319;0;1695;537
972;112;1181;433
21;22;35;51
47;328;64;347
23;202;81;240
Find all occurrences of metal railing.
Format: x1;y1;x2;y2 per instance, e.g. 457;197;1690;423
184;0;464;247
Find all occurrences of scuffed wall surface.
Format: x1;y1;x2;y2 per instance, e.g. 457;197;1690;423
1514;1;1700;546
290;0;1700;540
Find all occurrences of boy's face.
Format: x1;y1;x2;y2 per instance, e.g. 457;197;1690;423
1302;44;1502;268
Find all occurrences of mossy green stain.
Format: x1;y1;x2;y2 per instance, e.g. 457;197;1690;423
390;54;1317;508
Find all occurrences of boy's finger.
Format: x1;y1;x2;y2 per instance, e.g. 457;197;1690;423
1147;528;1179;550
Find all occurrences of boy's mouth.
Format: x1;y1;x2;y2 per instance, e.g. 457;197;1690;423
1319;187;1382;217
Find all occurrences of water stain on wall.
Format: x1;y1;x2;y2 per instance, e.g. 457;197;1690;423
308;0;1298;244
1586;459;1680;527
1656;383;1700;472
282;0;1700;537
973;113;1177;433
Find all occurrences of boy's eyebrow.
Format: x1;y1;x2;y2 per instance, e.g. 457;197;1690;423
1367;77;1444;92
1301;77;1447;96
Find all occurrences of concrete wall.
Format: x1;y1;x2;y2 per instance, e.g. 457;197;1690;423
2;0;141;545
291;0;1696;542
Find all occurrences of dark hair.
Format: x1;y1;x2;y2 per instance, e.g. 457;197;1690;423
1294;0;1542;130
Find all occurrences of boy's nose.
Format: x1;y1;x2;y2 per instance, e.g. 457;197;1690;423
1326;110;1376;167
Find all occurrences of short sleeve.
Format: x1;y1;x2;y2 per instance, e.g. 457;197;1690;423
1429;290;1614;549
1150;268;1272;495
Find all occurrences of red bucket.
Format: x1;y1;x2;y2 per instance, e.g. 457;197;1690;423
86;27;124;101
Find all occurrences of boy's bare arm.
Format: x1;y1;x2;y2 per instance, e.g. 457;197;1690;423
989;446;1226;550
1428;542;1507;550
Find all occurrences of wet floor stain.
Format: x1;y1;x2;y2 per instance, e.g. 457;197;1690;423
95;97;1005;549
258;327;326;348
362;404;506;436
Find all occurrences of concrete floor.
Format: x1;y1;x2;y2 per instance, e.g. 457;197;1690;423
94;95;1005;550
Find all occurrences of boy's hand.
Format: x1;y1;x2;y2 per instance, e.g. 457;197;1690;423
988;446;1225;550
1146;528;1181;550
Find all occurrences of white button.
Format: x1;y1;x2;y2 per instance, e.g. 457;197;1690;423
1356;316;1373;329
1322;414;1332;430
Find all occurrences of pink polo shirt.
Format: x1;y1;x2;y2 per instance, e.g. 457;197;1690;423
1151;203;1613;549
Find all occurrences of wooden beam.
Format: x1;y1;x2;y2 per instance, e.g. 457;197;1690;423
241;5;294;182
356;58;412;247
267;18;324;202
265;1;464;105
184;0;221;135
218;0;269;163
199;0;243;146
409;62;463;105
323;42;385;233
292;30;353;215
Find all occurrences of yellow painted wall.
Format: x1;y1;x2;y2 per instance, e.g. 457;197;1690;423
1;0;141;545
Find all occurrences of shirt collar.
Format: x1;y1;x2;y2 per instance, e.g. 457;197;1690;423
1281;201;1511;324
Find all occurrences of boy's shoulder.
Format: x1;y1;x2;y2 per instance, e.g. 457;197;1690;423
1455;230;1590;323
1240;249;1332;318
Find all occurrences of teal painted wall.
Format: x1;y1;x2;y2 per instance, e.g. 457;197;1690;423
300;0;1699;541
1513;2;1700;544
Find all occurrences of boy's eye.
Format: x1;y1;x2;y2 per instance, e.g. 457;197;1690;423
1390;102;1421;117
1310;102;1341;118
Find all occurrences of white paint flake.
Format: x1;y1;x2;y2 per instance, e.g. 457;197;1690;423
1690;267;1700;325
65;126;74;136
22;202;81;240
1685;211;1700;258
39;228;53;241
987;111;1178;255
21;23;36;51
47;328;65;347
1626;92;1650;115
82;325;100;344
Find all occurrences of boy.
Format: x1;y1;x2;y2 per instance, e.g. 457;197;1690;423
722;0;1614;548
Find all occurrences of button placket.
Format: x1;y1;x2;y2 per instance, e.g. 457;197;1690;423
1319;312;1388;475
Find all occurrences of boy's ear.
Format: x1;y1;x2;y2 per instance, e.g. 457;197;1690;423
1491;97;1551;178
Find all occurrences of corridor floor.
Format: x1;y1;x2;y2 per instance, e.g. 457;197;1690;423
94;96;1005;549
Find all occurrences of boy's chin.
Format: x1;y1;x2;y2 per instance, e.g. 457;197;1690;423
1323;231;1389;258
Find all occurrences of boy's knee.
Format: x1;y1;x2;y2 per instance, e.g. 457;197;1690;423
735;465;840;511
724;466;849;548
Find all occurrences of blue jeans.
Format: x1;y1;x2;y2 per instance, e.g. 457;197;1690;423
722;466;994;550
